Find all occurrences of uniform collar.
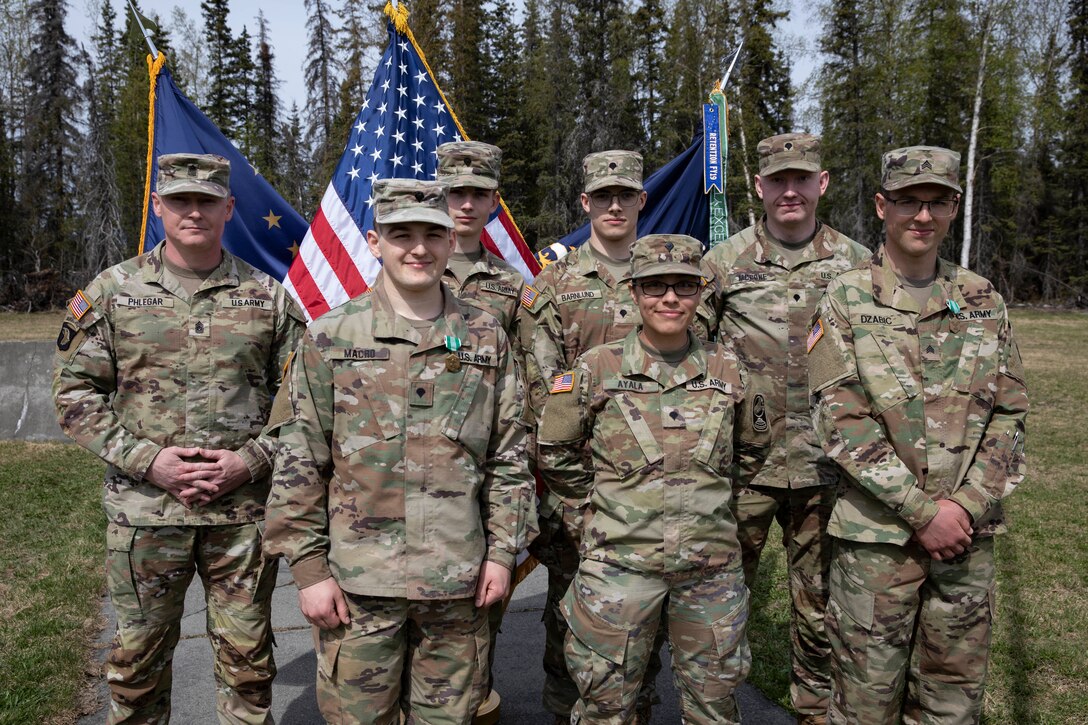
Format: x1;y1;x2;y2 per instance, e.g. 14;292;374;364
575;242;630;287
870;245;965;317
370;273;472;351
143;242;239;296
443;246;498;285
620;329;705;390
749;217;834;268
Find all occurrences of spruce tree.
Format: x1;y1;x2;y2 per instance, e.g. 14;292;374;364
447;0;487;135
304;0;341;192
1062;0;1088;299
201;0;236;136
23;0;80;305
280;102;314;217
251;12;282;188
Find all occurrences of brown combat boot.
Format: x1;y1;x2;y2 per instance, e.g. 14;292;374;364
796;714;828;725
473;690;501;725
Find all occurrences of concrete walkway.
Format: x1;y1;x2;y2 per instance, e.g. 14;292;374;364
79;564;792;724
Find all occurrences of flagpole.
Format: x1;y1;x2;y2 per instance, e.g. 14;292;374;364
707;44;743;247
125;0;159;57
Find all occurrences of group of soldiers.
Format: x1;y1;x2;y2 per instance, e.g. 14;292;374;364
52;130;1028;725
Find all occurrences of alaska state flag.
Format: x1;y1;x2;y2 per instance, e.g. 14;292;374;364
141;58;306;278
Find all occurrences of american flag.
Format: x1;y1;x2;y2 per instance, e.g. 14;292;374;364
284;10;539;320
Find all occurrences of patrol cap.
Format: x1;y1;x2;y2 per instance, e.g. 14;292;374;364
629;234;703;280
757;133;821;176
436;141;501;189
372;178;454;228
583;150;644;193
881;146;963;194
157;153;230;198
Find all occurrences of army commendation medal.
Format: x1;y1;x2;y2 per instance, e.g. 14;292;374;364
444;335;462;372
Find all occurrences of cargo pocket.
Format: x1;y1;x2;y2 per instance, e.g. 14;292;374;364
105;523;141;620
861;330;917;416
703;586;751;699
691;392;734;475
561;589;630;714
442;363;489;464
827;558;876;683
470;614;491;703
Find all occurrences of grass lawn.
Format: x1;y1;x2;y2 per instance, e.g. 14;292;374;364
0;311;66;341
0;309;1084;722
744;308;1088;723
0;442;104;725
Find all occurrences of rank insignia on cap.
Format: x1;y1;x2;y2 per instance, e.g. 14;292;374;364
521;285;539;309
67;290;92;320
806;318;824;353
550;371;575;394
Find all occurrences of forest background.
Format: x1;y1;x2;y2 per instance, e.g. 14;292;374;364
1;0;1085;310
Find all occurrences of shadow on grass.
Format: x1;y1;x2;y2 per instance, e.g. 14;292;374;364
985;534;1036;724
744;539;794;711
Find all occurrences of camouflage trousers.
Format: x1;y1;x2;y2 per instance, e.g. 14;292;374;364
528;493;664;716
827;537;996;725
315;593;489;724
732;482;835;717
561;559;751;724
104;522;277;725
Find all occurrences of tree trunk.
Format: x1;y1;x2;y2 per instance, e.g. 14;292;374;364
961;8;991;269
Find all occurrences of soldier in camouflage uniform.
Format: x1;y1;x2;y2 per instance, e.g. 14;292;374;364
538;234;769;723
521;150;713;721
263;179;536;725
436;140;527;723
53;153;305;724
808;147;1029;724
701;133;870;724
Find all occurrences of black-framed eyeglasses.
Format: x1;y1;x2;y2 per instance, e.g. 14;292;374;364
588;189;641;209
634;279;703;297
883;195;959;218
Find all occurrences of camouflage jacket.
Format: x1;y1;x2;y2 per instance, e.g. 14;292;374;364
536;331;770;575
518;243;716;426
52;245;305;526
703;219;870;489
443;249;525;335
808;247;1029;544
263;278;536;600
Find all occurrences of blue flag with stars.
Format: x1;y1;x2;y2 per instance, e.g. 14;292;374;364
141;62;306;278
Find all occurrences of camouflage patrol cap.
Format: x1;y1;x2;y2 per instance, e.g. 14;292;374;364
881;146;963;193
583;150;644;193
758;133;821;176
629;234;703;280
372;178;453;228
437;141;501;190
157;153;230;198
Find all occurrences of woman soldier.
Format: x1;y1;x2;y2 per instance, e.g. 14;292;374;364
537;233;771;724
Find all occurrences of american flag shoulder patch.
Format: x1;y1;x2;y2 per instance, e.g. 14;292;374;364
550;371;575;394
521;285;539;309
67;290;92;320
806;318;825;353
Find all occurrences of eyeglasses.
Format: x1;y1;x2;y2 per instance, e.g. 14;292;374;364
883;195;959;218
634;279;703;297
588;189;641;209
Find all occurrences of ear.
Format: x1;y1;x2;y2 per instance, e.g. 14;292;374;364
224;195;235;221
875;193;887;222
636;190;647;211
754;175;764;200
366;228;382;260
488;191;500;214
151;192;163;219
818;170;829;197
580;192;591;214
